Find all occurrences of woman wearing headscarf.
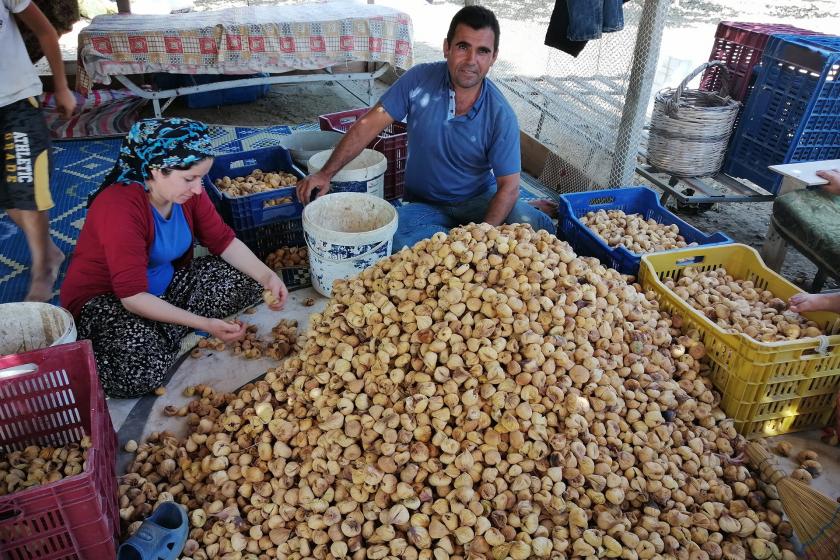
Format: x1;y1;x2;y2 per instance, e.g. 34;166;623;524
60;117;288;398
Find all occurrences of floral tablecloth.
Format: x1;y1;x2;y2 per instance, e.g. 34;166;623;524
76;3;414;94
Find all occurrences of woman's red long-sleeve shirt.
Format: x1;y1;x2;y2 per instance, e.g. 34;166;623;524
60;182;235;317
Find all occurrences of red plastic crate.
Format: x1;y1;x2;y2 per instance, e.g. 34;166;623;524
319;108;407;200
700;21;821;103
0;341;118;560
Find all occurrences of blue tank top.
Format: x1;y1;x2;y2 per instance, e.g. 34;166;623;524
147;204;192;296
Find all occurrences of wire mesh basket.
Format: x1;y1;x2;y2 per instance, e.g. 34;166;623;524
647;61;741;177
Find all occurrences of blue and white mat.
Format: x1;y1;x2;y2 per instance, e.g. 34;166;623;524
0;122;553;304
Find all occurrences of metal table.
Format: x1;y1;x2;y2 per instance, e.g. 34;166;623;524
75;4;414;117
636;164;775;207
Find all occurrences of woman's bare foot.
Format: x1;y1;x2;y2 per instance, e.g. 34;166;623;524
25;244;65;302
788;292;840;314
528;198;559;218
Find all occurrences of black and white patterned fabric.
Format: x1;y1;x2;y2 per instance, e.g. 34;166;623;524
77;256;262;398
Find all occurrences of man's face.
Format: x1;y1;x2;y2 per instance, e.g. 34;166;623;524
443;24;498;91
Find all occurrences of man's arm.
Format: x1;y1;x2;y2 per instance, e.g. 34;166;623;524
16;2;76;118
296;104;394;204
483;173;520;226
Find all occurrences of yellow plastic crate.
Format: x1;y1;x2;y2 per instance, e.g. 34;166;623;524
638;244;840;438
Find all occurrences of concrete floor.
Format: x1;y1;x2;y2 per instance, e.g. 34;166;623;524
108;286;329;474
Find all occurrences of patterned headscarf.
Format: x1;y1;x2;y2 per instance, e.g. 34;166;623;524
89;117;214;205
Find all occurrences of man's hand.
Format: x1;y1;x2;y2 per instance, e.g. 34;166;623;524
296;172;332;205
54;88;76;119
816;169;840;196
204;318;247;342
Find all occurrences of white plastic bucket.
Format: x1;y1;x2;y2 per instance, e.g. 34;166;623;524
303;192;398;296
0;303;77;356
308;148;387;199
281;130;344;167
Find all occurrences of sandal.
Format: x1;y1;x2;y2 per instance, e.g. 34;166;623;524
118;502;189;560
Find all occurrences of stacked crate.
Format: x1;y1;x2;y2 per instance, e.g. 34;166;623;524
639;245;840;438
203;146;306;260
319;108;408;201
0;341;119;559
723;35;840;193
700;22;822;104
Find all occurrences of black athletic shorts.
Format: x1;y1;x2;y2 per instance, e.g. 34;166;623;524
0;97;53;211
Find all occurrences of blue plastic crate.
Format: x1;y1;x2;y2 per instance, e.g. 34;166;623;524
556;186;733;275
203;146;305;231
724;34;840;194
237;218;305;260
154;73;271;108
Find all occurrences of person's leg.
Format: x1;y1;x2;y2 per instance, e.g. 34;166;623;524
1;98;63;302
527;198;559;219
449;189;556;234
392;202;455;251
164;256;263;320
504;198;556;234
788;292;840;314
7;209;64;302
448;191;497;226
77;294;179;398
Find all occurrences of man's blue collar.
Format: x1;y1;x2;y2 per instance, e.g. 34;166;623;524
444;69;487;121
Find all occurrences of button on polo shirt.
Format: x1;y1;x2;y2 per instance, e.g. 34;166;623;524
379;61;520;204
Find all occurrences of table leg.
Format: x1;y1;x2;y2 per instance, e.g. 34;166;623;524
152;98;162;119
777;176;808;196
812;269;828;293
760;220;788;272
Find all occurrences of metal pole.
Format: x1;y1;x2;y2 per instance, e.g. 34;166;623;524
608;0;670;186
116;0;131;13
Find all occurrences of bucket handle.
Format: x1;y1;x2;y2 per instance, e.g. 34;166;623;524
666;60;732;116
370;135;385;153
306;236;391;264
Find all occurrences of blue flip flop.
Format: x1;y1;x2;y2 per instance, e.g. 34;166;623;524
118;502;189;560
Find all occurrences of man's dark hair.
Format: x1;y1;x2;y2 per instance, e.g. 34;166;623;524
446;5;500;53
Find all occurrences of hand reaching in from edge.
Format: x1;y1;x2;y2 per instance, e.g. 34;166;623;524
816;169;840;196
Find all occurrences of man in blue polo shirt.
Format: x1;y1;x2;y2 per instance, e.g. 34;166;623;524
296;5;555;249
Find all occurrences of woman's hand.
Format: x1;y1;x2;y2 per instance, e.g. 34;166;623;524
263;272;288;311
204;318;247;342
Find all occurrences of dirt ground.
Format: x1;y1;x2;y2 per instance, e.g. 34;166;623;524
60;0;838;290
